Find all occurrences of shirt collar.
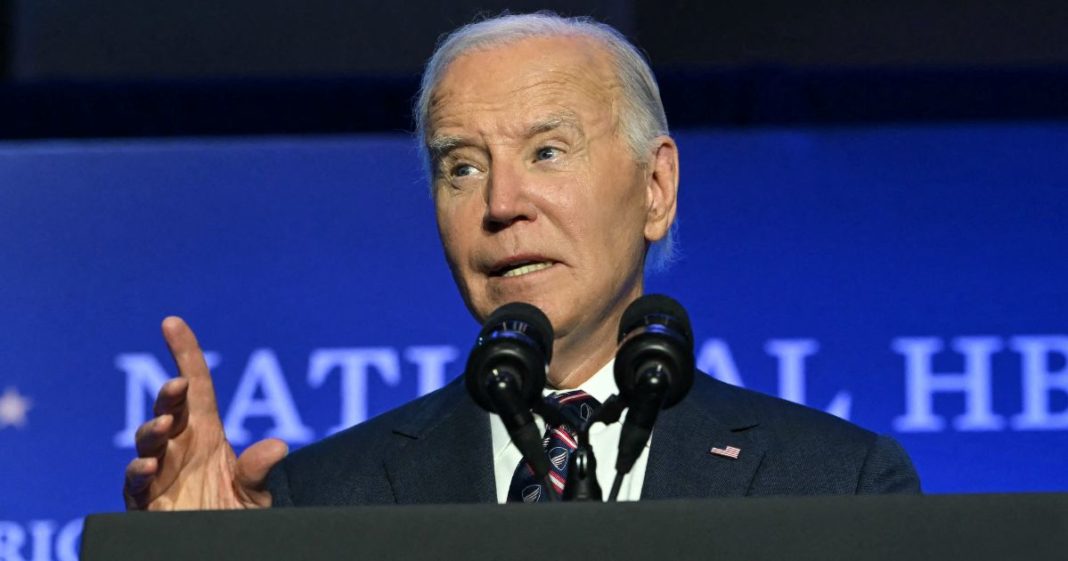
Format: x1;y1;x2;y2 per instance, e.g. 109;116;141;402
544;358;617;404
491;359;618;458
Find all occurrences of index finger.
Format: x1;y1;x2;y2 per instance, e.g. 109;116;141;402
161;316;211;381
160;316;220;415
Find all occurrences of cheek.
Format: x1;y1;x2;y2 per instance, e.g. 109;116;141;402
435;206;464;263
436;200;485;282
590;170;646;228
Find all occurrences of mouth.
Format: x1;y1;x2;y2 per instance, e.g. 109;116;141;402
487;257;556;278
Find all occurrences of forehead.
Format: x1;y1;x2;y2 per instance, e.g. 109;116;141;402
427;35;621;138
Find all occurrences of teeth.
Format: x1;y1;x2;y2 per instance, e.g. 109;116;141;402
502;262;553;278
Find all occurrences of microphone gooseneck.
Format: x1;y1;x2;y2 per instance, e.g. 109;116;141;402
611;294;695;500
464;302;558;499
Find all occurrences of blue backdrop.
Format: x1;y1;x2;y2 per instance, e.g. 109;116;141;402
1;123;1066;559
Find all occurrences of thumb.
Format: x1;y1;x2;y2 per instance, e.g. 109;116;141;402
235;438;289;495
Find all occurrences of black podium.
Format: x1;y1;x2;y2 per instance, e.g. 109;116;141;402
81;494;1067;561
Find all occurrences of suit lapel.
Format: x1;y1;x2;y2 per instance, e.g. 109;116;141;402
641;374;767;499
383;379;497;504
380;372;765;503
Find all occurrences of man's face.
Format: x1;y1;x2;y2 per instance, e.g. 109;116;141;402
427;35;674;350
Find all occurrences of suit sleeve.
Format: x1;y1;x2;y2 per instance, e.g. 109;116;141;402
266;457;296;507
856;435;922;494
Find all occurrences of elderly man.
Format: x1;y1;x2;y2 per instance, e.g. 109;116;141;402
123;13;919;510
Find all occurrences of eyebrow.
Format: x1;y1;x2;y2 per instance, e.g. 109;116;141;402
426;135;469;163
524;112;583;138
426;112;585;162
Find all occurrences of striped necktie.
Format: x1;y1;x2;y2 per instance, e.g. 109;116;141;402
506;390;601;503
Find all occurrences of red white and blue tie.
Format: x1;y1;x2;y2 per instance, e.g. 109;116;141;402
506;390;600;503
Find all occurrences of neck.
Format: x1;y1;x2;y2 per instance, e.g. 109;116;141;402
547;282;644;390
548;322;617;389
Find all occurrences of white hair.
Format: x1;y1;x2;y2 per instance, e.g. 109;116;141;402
413;12;677;271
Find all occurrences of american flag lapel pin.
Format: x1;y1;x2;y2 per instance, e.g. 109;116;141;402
709;445;741;460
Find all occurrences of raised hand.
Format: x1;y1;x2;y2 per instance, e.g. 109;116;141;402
123;316;288;510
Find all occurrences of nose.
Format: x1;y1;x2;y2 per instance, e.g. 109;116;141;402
483;161;537;232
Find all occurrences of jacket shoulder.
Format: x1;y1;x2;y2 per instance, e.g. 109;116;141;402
692;373;921;494
268;378;470;505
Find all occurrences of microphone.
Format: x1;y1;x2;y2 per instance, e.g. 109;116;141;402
464;302;556;496
611;294;695;499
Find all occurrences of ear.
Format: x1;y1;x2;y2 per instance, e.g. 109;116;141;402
643;135;680;243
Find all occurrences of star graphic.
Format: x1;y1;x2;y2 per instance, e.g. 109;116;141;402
0;386;32;429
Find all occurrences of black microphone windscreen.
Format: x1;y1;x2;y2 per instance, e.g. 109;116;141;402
481;302;554;363
618;294;693;346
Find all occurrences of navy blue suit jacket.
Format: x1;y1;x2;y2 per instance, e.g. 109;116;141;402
267;372;920;506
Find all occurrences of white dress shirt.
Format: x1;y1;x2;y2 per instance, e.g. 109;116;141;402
490;359;650;502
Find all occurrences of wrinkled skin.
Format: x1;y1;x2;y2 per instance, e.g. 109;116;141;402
123;34;679;511
429;35;679;388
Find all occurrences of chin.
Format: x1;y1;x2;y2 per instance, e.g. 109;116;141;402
480;293;562;328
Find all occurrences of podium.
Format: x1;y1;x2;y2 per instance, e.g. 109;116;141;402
81;493;1067;560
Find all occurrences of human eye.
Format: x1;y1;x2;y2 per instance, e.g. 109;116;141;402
434;152;481;179
451;163;479;177
436;157;487;191
534;146;562;162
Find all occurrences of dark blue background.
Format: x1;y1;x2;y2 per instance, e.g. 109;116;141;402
1;124;1066;527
